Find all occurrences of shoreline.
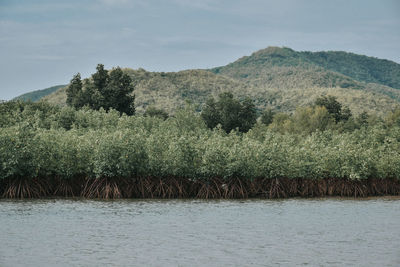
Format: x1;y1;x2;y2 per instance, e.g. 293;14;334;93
1;196;400;202
1;177;399;199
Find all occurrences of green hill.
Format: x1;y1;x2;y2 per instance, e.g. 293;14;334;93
23;47;400;116
302;50;400;89
212;46;400;89
13;85;66;102
41;69;254;113
211;47;400;98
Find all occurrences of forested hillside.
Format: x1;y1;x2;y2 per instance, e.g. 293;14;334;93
212;46;400;89
302;50;400;89
41;69;252;113
16;46;400;115
211;47;400;103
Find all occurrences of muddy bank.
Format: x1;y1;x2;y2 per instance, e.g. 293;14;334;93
1;177;399;199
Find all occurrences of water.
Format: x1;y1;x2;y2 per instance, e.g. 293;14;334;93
1;198;399;267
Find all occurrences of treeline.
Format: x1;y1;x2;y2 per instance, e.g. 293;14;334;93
1;99;400;198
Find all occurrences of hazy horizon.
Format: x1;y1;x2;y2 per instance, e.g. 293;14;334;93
1;0;399;100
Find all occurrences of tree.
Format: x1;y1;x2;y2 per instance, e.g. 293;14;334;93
261;108;275;126
92;64;109;93
356;111;369;127
290;106;333;134
66;64;135;115
268;113;290;134
385;108;400;127
239;97;257;132
217;92;242;132
340;106;352;121
201;92;256;133
66;73;83;108
80;79;102;110
201;97;220;129
103;67;135;115
315;95;352;122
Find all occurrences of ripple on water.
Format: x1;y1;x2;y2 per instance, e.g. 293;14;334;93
1;198;400;267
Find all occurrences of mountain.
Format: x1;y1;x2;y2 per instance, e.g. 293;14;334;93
211;47;400;100
301;50;400;89
212;47;400;89
17;47;400;116
13;85;67;102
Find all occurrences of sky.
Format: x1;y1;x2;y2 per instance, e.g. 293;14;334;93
1;0;399;100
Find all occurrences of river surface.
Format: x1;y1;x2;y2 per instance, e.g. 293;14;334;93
1;198;399;267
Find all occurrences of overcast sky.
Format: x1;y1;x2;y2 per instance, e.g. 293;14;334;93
1;0;399;100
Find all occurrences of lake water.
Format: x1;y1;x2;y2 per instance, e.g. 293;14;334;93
1;198;399;267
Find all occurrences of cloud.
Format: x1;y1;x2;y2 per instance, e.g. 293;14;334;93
22;55;67;61
170;0;222;11
1;0;400;101
100;0;130;5
0;1;82;14
98;0;147;8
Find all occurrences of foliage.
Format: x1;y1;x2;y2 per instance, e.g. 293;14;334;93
66;64;135;115
315;95;351;122
1;100;400;183
144;106;169;120
30;47;399;117
268;106;335;135
385;108;400;127
66;73;83;108
201;92;256;133
212;46;400;90
260;108;275;125
302;50;400;89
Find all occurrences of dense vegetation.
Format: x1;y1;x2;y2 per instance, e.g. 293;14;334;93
302;50;400;89
4;49;400;198
1;99;399;198
16;47;400;116
212;46;400;90
66;64;135;115
201;92;256;133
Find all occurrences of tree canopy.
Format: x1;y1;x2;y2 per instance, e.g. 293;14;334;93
66;64;135;115
315;95;351;122
201;92;256;133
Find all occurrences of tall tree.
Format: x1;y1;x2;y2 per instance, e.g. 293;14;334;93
92;64;109;94
217;92;242;132
103;67;135;115
66;73;83;108
66;64;135;115
261;108;275;126
201;97;220;129
239;97;257;132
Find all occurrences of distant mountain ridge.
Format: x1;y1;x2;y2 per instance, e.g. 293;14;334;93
13;85;67;102
15;46;400;115
301;50;400;89
212;47;400;89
